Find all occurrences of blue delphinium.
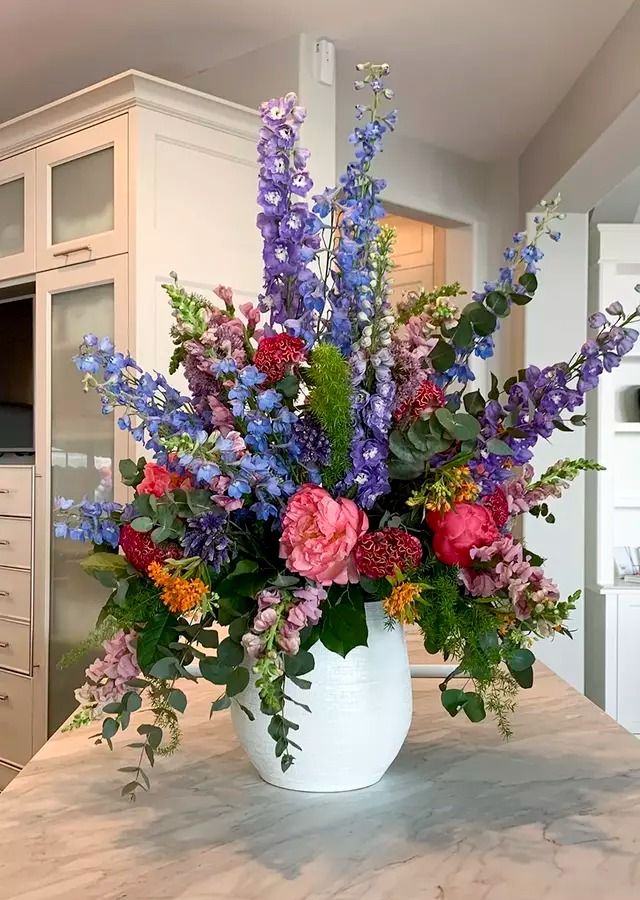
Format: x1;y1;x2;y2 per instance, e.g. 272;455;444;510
53;497;123;547
256;94;323;342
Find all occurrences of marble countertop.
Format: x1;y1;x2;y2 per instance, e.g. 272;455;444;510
2;637;640;900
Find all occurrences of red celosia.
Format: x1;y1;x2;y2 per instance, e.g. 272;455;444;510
393;380;445;422
254;334;306;384
119;523;182;575
354;527;423;579
483;488;509;528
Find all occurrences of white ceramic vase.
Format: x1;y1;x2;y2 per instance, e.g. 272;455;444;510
230;600;413;792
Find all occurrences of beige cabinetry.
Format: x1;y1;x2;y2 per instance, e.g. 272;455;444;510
0;71;261;784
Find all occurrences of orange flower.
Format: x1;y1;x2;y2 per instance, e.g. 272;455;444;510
384;582;422;624
148;561;207;614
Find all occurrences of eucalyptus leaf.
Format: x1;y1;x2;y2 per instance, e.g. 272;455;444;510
131;516;153;533
429;338;456;373
226;666;250;697
486;438;513;457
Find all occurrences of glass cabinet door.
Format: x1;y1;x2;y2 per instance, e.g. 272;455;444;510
0;150;35;280
32;255;129;740
36;117;128;271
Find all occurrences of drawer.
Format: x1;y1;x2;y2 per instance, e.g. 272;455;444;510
0;468;33;518
0;669;32;766
0;760;19;790
0;618;30;674
0;518;32;569
0;567;31;622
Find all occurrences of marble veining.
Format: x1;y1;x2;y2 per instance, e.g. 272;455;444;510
1;635;640;899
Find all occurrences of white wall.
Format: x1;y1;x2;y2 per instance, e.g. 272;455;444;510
522;213;589;691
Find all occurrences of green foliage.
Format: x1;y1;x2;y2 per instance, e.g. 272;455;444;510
396;282;464;325
162;275;212;374
317;584;369;657
415;565;526;737
307;342;353;487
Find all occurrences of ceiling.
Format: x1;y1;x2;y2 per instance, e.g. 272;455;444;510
1;0;634;161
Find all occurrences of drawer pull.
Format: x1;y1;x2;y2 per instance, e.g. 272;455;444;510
0;641;8;649
0;489;10;494
0;694;7;702
0;590;9;597
0;540;9;546
52;244;91;258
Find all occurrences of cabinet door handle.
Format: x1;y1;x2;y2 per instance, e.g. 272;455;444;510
0;641;8;649
0;540;9;546
0;488;10;494
0;694;8;702
52;244;91;258
0;590;9;597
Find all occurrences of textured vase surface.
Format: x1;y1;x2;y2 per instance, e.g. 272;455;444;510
230;601;413;792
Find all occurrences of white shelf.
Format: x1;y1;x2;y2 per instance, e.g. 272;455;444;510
615;497;640;508
615;423;640;432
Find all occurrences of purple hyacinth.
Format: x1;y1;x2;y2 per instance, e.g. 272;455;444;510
181;511;231;572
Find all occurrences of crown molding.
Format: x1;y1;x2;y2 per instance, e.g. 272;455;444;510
0;70;259;160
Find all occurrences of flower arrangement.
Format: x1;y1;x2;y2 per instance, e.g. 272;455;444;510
55;63;640;797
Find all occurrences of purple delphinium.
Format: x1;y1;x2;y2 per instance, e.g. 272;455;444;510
290;413;331;472
181;511;231;572
257;94;323;341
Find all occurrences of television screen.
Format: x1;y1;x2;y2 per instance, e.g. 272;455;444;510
0;296;34;452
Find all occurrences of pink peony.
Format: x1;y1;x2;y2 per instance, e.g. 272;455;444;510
137;461;173;497
279;485;368;585
426;502;498;567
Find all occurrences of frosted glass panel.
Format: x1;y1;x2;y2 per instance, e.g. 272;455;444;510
51;147;114;245
0;177;24;258
49;283;113;733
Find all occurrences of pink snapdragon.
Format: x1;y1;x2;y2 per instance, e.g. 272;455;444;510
461;534;559;621
76;630;140;712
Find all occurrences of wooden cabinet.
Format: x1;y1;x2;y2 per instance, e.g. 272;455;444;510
0;150;35;280
36;117;128;271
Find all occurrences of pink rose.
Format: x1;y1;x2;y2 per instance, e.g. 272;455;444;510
137;462;172;497
279;485;368;585
426;503;498;567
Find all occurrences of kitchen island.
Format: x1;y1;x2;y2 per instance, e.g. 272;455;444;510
1;643;640;900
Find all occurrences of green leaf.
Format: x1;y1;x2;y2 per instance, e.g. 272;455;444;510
149;656;180;679
227;617;248;643
465;302;497;337
320;602;368;658
452;315;474;348
102;701;122;714
451;413;481;442
435;407;457;435
479;631;499;652
137;609;178;674
217;637;244;668
275;373;300;399
123;691;142;713
507;648;535;671
167;688;187;714
237;702;255;721
226;666;250;697
210;694;231;715
388;458;425;481
485;291;510;317
138;723;163;749
510;665;534;689
80;552;129;580
199;657;233;685
519;272;538;294
509;291;532;307
429;338;456;373
389;430;422;463
463;692;486;722
488;372;499;401
119;458;143;487
102;717;119;740
406;419;431;451
463;390;486;417
284;649;315;677
197;628;219;648
486;438;513;457
441;688;466;717
131;516;153;533
151;525;173;544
